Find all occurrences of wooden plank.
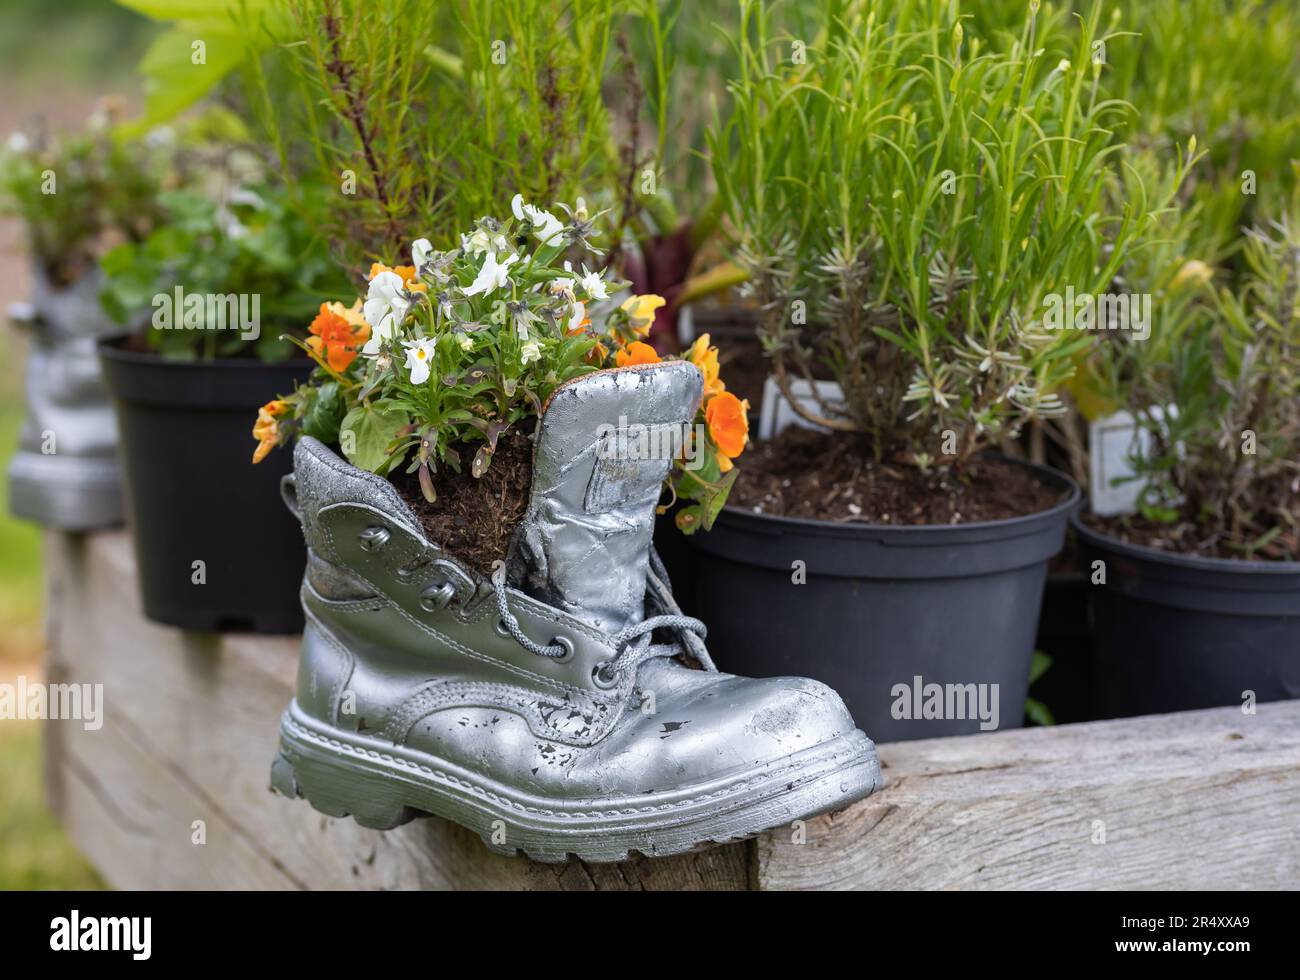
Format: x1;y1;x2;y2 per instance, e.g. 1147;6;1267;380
44;530;1300;890
42;531;750;890
757;699;1300;890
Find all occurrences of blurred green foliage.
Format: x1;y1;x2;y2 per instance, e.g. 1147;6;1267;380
0;371;41;665
99;176;354;360
1;0;156;91
0;722;104;889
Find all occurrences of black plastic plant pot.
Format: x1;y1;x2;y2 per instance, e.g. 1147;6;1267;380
687;460;1080;742
98;338;311;634
1074;517;1300;717
1032;564;1096;724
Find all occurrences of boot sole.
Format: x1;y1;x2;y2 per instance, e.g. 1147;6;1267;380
270;699;882;864
8;451;123;530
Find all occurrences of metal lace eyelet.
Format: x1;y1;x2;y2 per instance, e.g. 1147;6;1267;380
358;526;390;552
591;661;619;690
419;581;457;612
549;636;575;663
494;617;511;637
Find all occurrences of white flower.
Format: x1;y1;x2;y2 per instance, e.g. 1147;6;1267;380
411;238;433;272
462;227;510;257
6;132;31;154
533;210;564;246
403;337;438;385
567;300;587;333
578;266;608;300
457;333;474;352
520;339;541;364
362;271;411;354
463;251;519;297
511;193;565;246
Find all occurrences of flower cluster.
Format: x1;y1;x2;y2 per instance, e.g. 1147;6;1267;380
253;195;746;533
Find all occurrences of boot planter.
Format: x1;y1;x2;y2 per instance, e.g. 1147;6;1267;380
1074;517;1300;717
688;460;1081;741
8;268;124;530
98;338;311;633
269;363;881;862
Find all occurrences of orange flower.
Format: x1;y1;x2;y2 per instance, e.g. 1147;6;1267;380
252;399;288;464
705;391;749;462
307;301;371;373
615;341;662;367
686;332;726;400
368;262;427;293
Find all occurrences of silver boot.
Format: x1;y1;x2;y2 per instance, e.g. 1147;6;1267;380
270;362;880;862
8;268;123;530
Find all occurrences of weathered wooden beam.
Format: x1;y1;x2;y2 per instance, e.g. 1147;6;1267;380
759;699;1300;890
44;531;1300;890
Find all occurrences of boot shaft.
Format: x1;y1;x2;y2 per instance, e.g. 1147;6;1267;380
506;362;702;634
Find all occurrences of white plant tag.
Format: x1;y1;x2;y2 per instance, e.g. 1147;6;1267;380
758;375;846;440
1088;406;1176;516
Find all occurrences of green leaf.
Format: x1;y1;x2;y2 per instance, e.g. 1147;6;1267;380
302;381;346;444
1024;697;1055;727
112;1;292;134
340;404;409;473
700;467;739;530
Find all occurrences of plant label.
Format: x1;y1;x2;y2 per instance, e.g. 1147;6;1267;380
1088;407;1177;515
758;375;845;440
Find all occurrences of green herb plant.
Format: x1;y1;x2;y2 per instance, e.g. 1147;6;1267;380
709;0;1161;469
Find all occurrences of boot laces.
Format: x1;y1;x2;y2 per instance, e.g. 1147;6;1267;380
489;551;714;684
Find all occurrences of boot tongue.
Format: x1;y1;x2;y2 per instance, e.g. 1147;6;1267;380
506;362;703;635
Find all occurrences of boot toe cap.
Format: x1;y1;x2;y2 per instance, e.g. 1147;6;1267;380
592;672;861;795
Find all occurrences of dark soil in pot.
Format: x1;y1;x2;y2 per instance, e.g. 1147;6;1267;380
99;338;312;634
1074;514;1300;717
389;429;534;576
730;426;1062;522
1085;506;1300;561
689;426;1079;741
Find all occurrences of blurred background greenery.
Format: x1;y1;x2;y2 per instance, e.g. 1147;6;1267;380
0;0;160;890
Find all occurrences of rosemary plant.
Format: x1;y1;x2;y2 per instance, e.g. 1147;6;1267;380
710;0;1160;468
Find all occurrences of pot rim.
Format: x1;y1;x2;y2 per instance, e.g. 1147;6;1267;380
717;454;1081;538
1072;512;1300;576
96;334;315;371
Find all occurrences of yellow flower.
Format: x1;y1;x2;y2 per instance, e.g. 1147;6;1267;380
1171;259;1213;291
252;399;288;464
686;332;726;400
620;293;666;336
